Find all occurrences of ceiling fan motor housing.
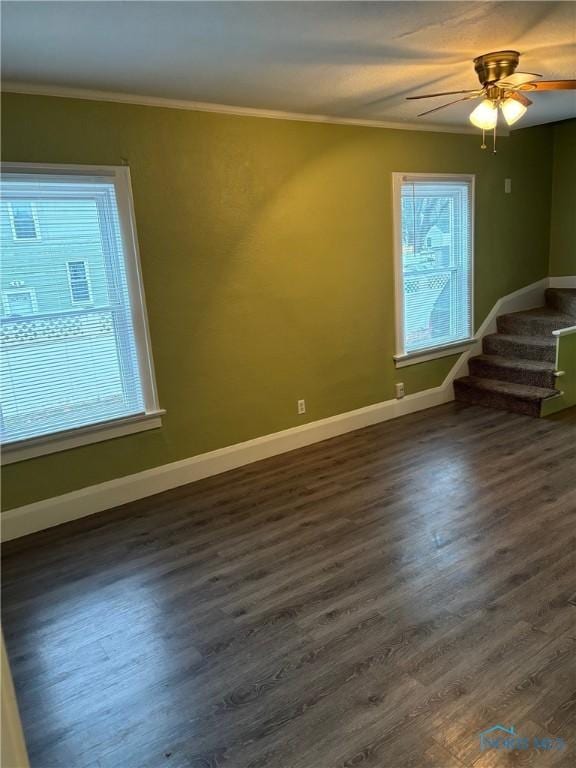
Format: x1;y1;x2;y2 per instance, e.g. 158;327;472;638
474;50;520;86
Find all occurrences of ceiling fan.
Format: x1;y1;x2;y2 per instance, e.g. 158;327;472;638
407;50;576;150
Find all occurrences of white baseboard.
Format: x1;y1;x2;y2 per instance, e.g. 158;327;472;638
1;384;452;542
549;276;576;288
0;276;559;542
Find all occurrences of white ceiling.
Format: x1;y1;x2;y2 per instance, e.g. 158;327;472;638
2;1;575;130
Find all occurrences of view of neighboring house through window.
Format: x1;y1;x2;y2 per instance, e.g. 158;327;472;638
67;260;92;304
9;201;40;240
393;173;474;358
0;165;160;451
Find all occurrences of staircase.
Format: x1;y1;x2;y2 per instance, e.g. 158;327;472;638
454;288;576;417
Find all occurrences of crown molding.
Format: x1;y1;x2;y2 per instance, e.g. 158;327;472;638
1;81;484;135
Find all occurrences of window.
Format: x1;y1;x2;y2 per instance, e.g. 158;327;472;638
9;201;40;240
67;260;92;304
393;173;474;363
3;288;39;316
1;164;162;462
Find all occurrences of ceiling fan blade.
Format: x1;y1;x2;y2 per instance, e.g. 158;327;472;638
496;72;542;88
406;89;483;100
417;94;481;117
519;79;576;91
508;91;533;107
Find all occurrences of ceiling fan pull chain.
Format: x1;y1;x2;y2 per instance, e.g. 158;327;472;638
481;129;486;150
493;125;497;154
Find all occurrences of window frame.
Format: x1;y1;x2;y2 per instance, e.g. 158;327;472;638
1;163;164;465
392;172;476;367
9;200;41;241
66;259;93;305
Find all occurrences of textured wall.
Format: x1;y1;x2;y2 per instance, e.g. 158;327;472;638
549;119;576;277
1;93;554;508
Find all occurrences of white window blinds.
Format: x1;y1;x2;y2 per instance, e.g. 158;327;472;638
1;166;159;447
394;175;474;356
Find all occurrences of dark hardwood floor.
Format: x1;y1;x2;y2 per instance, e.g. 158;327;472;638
2;403;576;768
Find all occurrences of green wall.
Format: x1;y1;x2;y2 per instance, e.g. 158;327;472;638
549;119;576;277
1;93;554;509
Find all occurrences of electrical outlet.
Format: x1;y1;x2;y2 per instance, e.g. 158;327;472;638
297;399;306;415
504;178;512;194
395;382;405;399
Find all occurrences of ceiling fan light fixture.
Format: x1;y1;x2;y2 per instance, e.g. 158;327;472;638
469;99;498;130
500;97;527;126
407;50;576;152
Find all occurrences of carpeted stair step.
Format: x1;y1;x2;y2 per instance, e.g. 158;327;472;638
545;288;576;318
483;333;556;362
496;307;574;336
468;354;557;389
454;376;559;417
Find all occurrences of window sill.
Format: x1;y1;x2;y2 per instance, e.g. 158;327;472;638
1;410;165;465
394;339;476;368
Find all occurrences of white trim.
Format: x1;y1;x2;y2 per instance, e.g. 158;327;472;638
392;173;405;357
0;276;554;541
392;172;475;360
442;277;550;386
1;82;484;136
1;411;165;465
552;325;576;337
394;338;475;367
1;387;452;541
114;165;161;411
549;276;576;288
2;161;119;177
